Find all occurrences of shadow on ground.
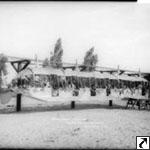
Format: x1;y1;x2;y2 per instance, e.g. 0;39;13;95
0;102;143;114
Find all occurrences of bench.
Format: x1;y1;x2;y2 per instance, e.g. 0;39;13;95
125;97;150;110
126;98;137;109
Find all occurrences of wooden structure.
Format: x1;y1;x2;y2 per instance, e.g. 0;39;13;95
125;97;150;110
10;59;30;73
10;59;31;112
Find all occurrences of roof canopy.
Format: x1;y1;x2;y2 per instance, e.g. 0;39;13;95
32;67;64;76
18;67;147;82
116;74;147;82
18;67;64;77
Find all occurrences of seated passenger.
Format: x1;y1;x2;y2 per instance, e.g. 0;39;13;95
90;84;96;96
52;83;59;96
73;84;79;96
106;84;111;96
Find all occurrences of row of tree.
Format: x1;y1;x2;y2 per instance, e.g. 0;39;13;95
0;53;8;89
43;38;98;71
0;38;98;88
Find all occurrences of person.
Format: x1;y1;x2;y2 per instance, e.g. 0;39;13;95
148;85;150;98
142;85;146;96
17;78;22;88
90;84;96;96
73;83;79;96
51;76;59;97
106;84;111;97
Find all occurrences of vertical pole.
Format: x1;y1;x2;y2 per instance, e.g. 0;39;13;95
138;100;141;110
109;100;113;107
71;101;75;109
16;93;22;112
117;65;120;88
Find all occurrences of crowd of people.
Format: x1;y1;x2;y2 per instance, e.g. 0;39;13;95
9;74;150;98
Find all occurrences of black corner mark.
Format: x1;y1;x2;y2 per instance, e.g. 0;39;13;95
139;138;147;148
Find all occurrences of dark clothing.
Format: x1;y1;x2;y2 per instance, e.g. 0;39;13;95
73;87;79;96
73;90;79;96
90;86;96;96
142;87;146;96
106;87;111;96
17;78;21;87
148;87;150;98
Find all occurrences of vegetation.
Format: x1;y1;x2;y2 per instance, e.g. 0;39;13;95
42;58;49;67
0;53;8;88
50;38;63;68
83;47;98;71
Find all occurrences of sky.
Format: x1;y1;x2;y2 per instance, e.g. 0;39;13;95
0;2;150;72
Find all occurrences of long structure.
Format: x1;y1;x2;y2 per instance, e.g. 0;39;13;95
6;55;150;80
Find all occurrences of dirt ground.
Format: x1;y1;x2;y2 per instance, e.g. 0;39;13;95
0;108;150;149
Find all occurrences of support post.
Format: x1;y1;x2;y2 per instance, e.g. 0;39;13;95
16;93;22;112
109;100;113;107
138;100;141;110
71;101;75;109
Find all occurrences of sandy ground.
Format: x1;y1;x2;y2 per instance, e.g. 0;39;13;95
0;89;128;113
0;109;150;149
0;88;137;109
0;88;149;149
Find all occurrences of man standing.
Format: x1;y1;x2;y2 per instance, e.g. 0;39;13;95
90;84;96;96
106;84;111;97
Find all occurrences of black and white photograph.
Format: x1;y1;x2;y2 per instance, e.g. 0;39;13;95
0;0;150;149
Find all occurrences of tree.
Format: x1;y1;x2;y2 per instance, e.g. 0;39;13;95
83;47;98;71
0;54;8;88
42;58;49;67
50;38;63;68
